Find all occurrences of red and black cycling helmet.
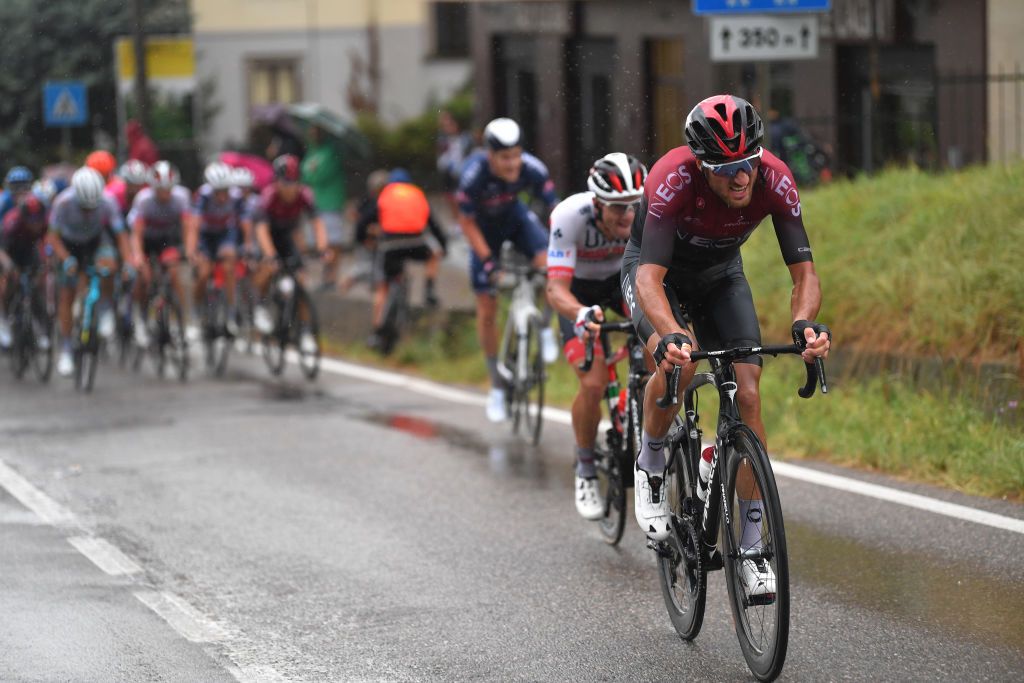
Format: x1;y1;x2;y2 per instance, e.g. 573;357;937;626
273;154;301;182
684;94;764;163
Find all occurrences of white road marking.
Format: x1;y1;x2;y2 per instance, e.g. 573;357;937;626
313;356;1024;536
68;535;142;576
134;590;230;642
771;461;1024;535
0;460;80;528
0;456;284;682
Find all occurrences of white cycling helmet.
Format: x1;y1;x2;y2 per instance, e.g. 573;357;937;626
71;167;106;209
484;117;521;151
231;166;254;189
149;160;180;190
587;153;648;204
120;159;149;185
204;161;234;190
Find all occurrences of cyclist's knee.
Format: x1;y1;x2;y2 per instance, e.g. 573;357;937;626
578;373;605;405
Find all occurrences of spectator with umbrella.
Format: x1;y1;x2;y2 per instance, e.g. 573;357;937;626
300;123;349;291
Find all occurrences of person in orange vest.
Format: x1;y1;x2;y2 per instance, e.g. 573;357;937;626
355;168;447;349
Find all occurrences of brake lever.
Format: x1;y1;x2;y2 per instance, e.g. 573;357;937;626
656;365;681;408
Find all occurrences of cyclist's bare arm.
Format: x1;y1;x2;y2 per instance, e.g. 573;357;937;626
458;213;492;261
184;212;199;259
787;260;829;358
312;216;328;254
545;277;587;321
255;221;275;257
636;263;692;371
131;217;146;266
47;230;70;263
115;231;132;265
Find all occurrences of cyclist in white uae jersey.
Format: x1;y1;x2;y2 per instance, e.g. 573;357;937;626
545;153;648;520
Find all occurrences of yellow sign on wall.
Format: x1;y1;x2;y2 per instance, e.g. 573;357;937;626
116;36;195;80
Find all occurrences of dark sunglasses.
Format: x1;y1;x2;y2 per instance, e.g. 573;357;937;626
703;147;764;178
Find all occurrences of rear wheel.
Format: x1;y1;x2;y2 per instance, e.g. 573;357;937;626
657;418;707;641
595;443;626;546
722;425;790;682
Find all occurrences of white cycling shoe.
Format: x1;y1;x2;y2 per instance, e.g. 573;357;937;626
98;309;116;339
575;475;605;521
634;465;671;541
57;349;74;377
253;305;274;335
540;327;559;364
486;387;507;422
739;557;777;603
134;323;150;348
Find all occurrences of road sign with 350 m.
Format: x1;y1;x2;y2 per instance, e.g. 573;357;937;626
710;15;819;62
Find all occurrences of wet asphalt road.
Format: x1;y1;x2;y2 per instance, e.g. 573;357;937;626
1;350;1023;682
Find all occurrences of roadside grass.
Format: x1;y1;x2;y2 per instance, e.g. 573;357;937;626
743;163;1024;362
323;163;1024;501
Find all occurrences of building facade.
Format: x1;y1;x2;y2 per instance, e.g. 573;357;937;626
191;0;472;153
468;0;1017;192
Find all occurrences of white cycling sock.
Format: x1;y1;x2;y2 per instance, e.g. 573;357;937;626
738;498;764;552
576;446;596;478
636;430;666;473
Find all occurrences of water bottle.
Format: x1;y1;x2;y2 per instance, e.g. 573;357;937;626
697;445;714;502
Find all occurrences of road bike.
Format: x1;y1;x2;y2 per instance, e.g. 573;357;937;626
113;266;137;368
200;260;238;376
140;254;189;382
496;262;547;445
375;256;411;356
580;320;649;546
261;256;320;380
7;266;53;382
653;340;827;681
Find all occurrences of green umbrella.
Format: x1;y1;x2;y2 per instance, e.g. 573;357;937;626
286;102;371;159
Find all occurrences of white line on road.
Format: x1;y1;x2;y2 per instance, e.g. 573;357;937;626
134;590;230;642
68;535;143;576
0;460;80;528
315;356;1024;536
0;456;285;683
771;461;1024;535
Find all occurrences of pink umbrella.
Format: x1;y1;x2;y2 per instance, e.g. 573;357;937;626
219;152;274;190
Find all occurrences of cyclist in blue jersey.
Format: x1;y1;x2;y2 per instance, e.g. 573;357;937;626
456;117;561;422
0;167;35;221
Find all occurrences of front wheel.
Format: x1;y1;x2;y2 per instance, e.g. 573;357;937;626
595;444;627;546
657;419;707;641
722;425;790;682
295;287;320;381
521;320;545;445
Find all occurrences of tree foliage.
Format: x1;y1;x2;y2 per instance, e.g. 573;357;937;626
0;0;189;168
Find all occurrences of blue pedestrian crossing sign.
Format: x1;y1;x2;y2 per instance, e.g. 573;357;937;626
43;81;88;127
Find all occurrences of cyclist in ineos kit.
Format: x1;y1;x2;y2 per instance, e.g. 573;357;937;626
622;95;830;599
545;153;648;520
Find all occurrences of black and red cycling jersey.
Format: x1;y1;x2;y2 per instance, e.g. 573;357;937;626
630;146;812;273
255;184;317;234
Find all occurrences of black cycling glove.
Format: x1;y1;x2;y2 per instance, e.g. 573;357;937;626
792;320;832;348
654;332;693;366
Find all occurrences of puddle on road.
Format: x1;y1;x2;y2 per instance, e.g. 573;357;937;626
789;521;1024;651
362;412;561;484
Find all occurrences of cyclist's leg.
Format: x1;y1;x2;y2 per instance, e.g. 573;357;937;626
370;243;397;331
468;228;506;391
194;232;214;310
218;231;239;310
563;316;606;467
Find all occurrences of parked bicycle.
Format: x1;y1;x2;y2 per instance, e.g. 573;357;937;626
653;339;828;682
139;254;189;382
496;261;547;445
580;319;649;545
7;266;53;382
261;256;320;380
71;263;107;392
